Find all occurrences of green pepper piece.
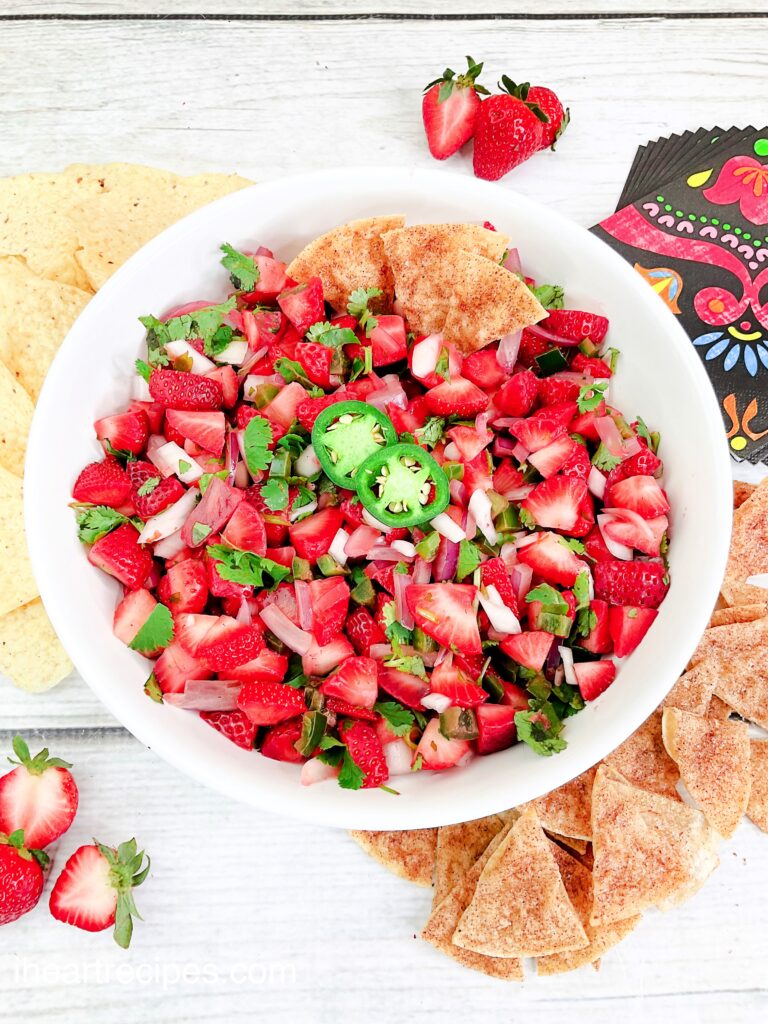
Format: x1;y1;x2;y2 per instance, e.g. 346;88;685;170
355;443;450;529
295;711;327;756
350;575;376;607
535;348;570;376
316;554;348;577
532;611;573;638
412;626;437;654
248;382;281;408
439;707;479;741
311;400;397;489
291;557;312;581
269;450;291;479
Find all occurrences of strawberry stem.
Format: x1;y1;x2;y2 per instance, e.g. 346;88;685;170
9;735;72;775
95;838;151;949
424;55;490;103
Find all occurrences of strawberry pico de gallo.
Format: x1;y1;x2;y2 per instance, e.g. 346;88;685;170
71;233;671;792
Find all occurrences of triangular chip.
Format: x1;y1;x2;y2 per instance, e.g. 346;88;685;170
0;361;34;477
422;821;523;980
747;739;768;833
709;603;768;627
0;257;91;400
532;765;597;841
733;480;755;509
665;662;720;716
0;598;73;692
590;765;719;925
604;709;679;797
537;842;641;976
349;828;437;887
661;707;751;838
724;478;768;583
720;577;768;607
453;807;588;958
689;616;768;668
382;223;510;335
433;813;508;906
286;216;404;314
0;466;39;618
707;695;733;720
442;250;546;354
546;832;588;855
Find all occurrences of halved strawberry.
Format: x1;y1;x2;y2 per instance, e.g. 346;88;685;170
516;531;587;586
221;502;267;556
200;709;257;750
369;315;408;366
424;377;489;417
295;342;333;388
277;277;325;334
237;679;307;726
527;436;579;479
500;630;554;671
301;636;354;676
578;599;612;654
544;309;609;343
608;606;658;657
72;459;131;508
422;58;485;160
346;606;387;655
475;703;517;754
406;583;482;655
571;352;612;378
0;736;79;849
289;508;344;563
153;640;210;694
429;667;488;707
573;659;616;701
462;346;508;390
415;718;470;770
494;370;539;417
593;559;668;608
228;648;289;685
157;558;208;615
339;721;389;788
181;477;242;548
602;511;668;557
607;475;670;519
113;588;158;648
261;719;306;764
94;410;149;455
164;410;226;456
522;475;588;533
321;656;378;709
87;523;153;590
204;365;239;408
308;577;350;646
480;556;519;615
378;668;430;709
197;618;265;671
149;369;223;411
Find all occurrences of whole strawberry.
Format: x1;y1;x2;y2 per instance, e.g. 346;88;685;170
422;56;489;160
0;736;79;849
527;85;570;150
0;830;47;925
472;76;550;181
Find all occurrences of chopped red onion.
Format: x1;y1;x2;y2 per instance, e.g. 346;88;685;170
392;539;417;558
393;570;414;629
369;544;415;562
362;508;388;532
597;513;633;560
623;434;642;457
300;757;339;786
138;489;199;544
164;679;240;711
412;556;432;584
295;444;322;478
369;643;394;661
421;693;452;714
492;436;519;459
512;563;533;603
431;511;465;544
259;604;313;655
511;441;530;463
294;580;313;630
502;485;533;501
449;479;466;506
497;330;522;371
588;465;607;499
344;524;381;559
595;416;625;457
443;441;460;461
234;460;250;489
366;378;407;411
328;527;349;563
526;322;581;348
152;528;186;560
235;597;252;626
478;586;521;634
501;247;522;274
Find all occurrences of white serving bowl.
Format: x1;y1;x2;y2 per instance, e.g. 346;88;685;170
25;167;731;830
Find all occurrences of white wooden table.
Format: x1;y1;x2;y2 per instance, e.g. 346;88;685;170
2;3;768;1020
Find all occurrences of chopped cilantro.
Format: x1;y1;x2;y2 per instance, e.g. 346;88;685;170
573;570;593;636
243;415;273;475
274;356;319;390
220;243;260;291
381;600;413;646
261;478;289;511
103;439;135;463
305;321;358;348
526;583;568;612
277;432;308;459
347;287;382;337
592;443;621;472
457;539;482;581
514;705;567;756
577;380;609;414
191;523;211;545
141;297;237;360
135;358;152;383
560;537;586;554
385;637;427;679
415;416;445;449
136;476;161;497
75;505;129;544
434;347;451;382
199;469;229;494
529;283;564;309
178;459;192;475
143;672;164;703
137;314;171;369
207;543;291;589
373;701;415;737
349;346;374;382
338;749;365;790
411;753;424;772
128;604;174;654
415;531;440;562
291;485;315;514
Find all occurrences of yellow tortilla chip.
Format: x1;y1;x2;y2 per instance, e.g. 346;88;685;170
711;651;768;729
453;807;588;958
433;813;508;906
747;739;768;833
382;223;510;336
286;216;404;314
0;257;91;400
724;478;768;584
661;707;751;838
604;709;679;797
709;603;768;626
0;466;39;617
349;828;437;887
720;578;768;607
0;361;34;477
442;250;546;354
590;765;719;925
537;842;641;976
665;662;720;716
72;170;253;290
689;616;768;668
733;480;756;509
532;765;597;842
0;598;72;692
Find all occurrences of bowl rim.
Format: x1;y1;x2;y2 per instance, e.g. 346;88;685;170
24;166;733;830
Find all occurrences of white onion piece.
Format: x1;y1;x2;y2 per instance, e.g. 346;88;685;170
369;544;415;562
588;465;607;499
242;373;283;400
479;586;521;634
515;532;540;549
597;514;633;560
235;597;252;626
745;573;768;589
214;339;250;366
623;434;642;457
421;693;452;713
369;643;393;660
300;757;339;786
366;380;407;411
164;679;241;711
511;441;530;463
449;479;466;506
328;528;350;565
294;580;314;630
499;542;518;568
290;499;317;523
130;374;153;402
138;488;199;544
148;441;204;483
152;528;186;559
430;512;465;544
503;485;534;501
146;433;166;456
391;539;416;558
443;441;460;461
259;604;313;655
234;460;250;489
410;333;442;380
412;557;432;584
559;646;577;686
434;646;449;667
497;330;522;371
512;563;534;603
393;570;414;629
595;416;625;457
362;508;389;532
164;340;216;374
384;739;415;776
295;443;322;478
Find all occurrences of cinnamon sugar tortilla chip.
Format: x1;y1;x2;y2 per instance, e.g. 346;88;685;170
747;740;768;833
707;695;733;720
604;709;679;797
453;807;588;959
662;707;751;838
0;362;34;477
720;578;768;607
433;813;508;906
711;652;768;730
724;478;768;584
442;251;546;354
0;599;73;692
286;216;404;314
709;603;768;627
546;832;588;855
733;480;756;509
537;842;641;976
590;765;719;925
382;223;510;336
422;822;523;980
0;466;39;617
532;765;597;842
689;616;768;667
665;662;720;716
349;828;437;887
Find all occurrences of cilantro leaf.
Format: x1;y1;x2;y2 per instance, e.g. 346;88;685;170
305;321;358;348
373;701;415;738
526;583;568;612
135;358;152;383
349;346;373;382
514;706;568;756
136;476;161;497
142;298;238;361
592;443;621;473
347;287;382;337
137;315;171;369
385;640;427;679
75;505;129;544
561;537;586;554
199;469;229;494
573;570;590;610
577;381;609;414
277;432;308;459
434;347;450;382
338;749;365;790
415;531;440;562
381;600;413;646
243;415;273;475
220;243;260;291
128;603;174;654
191;523;211;545
415;416;445;449
178;459;192;475
456;539;482;581
274;356;317;389
529;283;565;309
207;543;291;589
261;478;289;511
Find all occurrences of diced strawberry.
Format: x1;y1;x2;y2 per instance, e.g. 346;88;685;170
295;342;333;388
429;668;488;707
386;398;428;440
500;630;554;671
301;636;354;676
149;369;223;411
480;556;519;615
205;551;252;600
578;599;612;654
415;718;470;770
475;703;517;754
182;477;242;547
462;346;509;390
289;508;343;563
340;492;365;527
87;523;153;590
569;405;606;442
221;502;267;556
605;445;662;489
175;612;220;654
516;532;587;587
499;680;529;710
72;458;131;507
602;511;669;557
345;606;386;655
593;559;669;609
94;410;149;455
494;370;539;417
295;393;339;431
261;719;306;764
424;377;489;417
608;606;658;657
228;648;288;685
518;327;551;367
369;315;408;366
325;697;377;721
573;659;617;701
113;588;157;648
510;402;577;453
308;576;349;645
263;381;309;429
408;335;462;388
157;558;209;615
200;709;257;750
378;668;430;709
204;365;239;408
522;476;589;534
126;460;186;519
406;583;482;655
277;277;325;333
545;309;609;343
339;721;389;788
493;459;525;495
244;486;289;546
241;254;295;302
560;442;591;481
164;410;226;456
266;546;295;568
364;561;396;596
197;619;264;671
527;436;579;479
153;640;210;694
537;374;582;406
254;582;299;625
584;525;613;563
606;475;671;520
128;399;165;435
320;655;378;709
461;451;494;495
571;352;612;378
447;425;492;463
237;679;307;725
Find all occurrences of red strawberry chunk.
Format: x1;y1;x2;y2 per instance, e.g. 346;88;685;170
154;640;210;695
480;557;519;615
369;315;408;366
422;78;482;160
339;721;389;788
560;442;591;481
221;502;267;556
204;365;239;408
500;631;554;671
527;436;579;479
493;459;525;495
510;402;577;453
289;507;343;563
182;476;242;547
518;328;551;367
263;381;309;429
72;459;131;507
94;410;149;455
261;719;306;764
415;718;470;770
593;559;669;609
424;377;489;418
462;346;508;390
571;353;612;378
320;655;378;709
127;460;186;519
364;561;396;595
228;648;289;684
537;375;582;406
346;606;386;656
201;709;257;750
606;475;670;520
475;703;518;754
578;599;612;654
198;619;265;671
429;668;488;708
495;370;539;417
157;558;209;615
309;576;350;646
378;668;430;709
325;697;377;722
87;523;153;590
149;369;223;411
544;309;609;343
584;525;613;563
522;475;589;534
277;277;325;334
295;342;333;388
164;410;226;456
573;659;616;701
602;511;668;557
301;636;354;676
605;445;662;489
113;588;157;648
296;393;339;431
608;606;658;657
406;583;482;655
241;254;295;302
516;532;586;587
237;679;307;726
